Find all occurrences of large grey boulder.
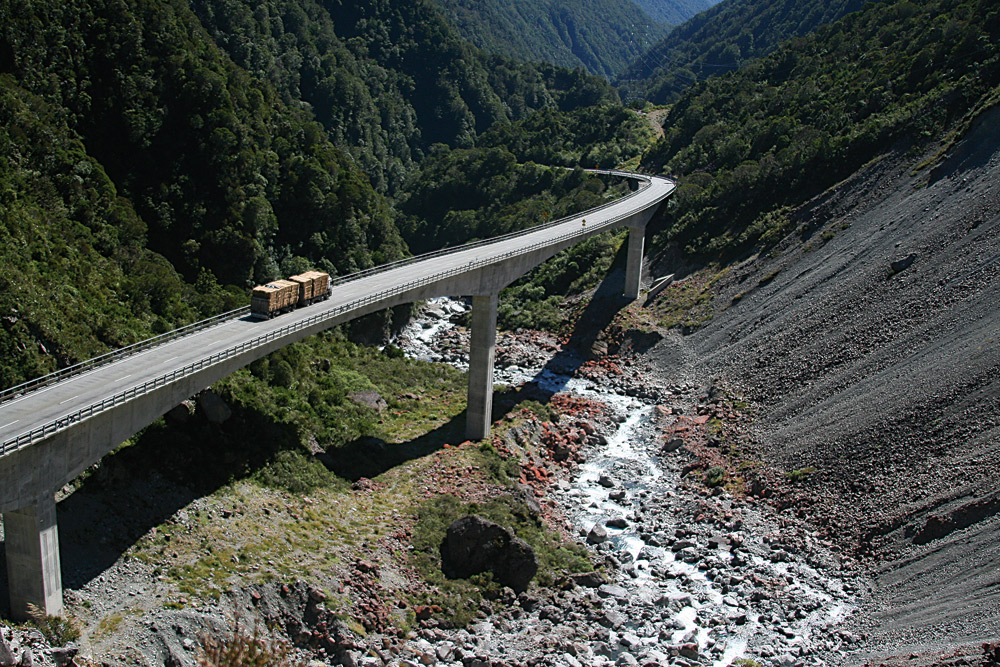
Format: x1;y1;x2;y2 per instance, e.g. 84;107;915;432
197;389;232;424
440;515;538;592
0;629;16;667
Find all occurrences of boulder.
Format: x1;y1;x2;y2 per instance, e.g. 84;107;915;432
440;515;537;593
0;630;15;667
197;390;232;424
890;252;917;273
569;571;607;588
661;438;684;453
348;390;387;412
587;524;609;544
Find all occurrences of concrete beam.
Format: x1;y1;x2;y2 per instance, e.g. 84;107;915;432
466;293;499;441
624;224;646;300
4;498;62;620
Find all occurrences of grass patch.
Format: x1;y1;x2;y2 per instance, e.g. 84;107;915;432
409;487;592;627
785;466;818;483
197;615;296;667
651;266;728;332
25;605;80;646
703;466;727;487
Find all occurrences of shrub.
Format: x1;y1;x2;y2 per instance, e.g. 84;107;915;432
704;466;726;487
197;616;297;667
25;605;80;646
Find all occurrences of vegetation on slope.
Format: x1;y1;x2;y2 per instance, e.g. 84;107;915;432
429;0;668;79
479;105;656;169
193;0;618;194
629;0;720;27
641;0;1000;262
618;0;877;103
0;76;213;388
0;0;620;389
396;148;624;254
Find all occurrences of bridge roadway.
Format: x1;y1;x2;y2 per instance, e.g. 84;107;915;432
0;170;674;619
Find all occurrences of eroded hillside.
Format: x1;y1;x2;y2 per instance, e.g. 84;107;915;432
645;107;1000;662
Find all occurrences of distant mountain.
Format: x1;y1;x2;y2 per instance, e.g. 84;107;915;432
619;0;877;102
429;0;669;79
629;0;720;26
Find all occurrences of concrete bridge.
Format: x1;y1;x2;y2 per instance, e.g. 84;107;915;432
0;170;674;620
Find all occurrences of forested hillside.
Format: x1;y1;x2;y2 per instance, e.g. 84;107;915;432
618;0;877;102
629;0;719;27
428;0;668;79
640;0;1000;261
0;0;619;389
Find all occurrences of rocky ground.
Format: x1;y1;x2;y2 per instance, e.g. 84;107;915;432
2;298;869;667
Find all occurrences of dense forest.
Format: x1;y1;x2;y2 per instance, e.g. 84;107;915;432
629;0;720;26
0;0;620;389
2;0;998;389
428;0;668;79
618;0;877;102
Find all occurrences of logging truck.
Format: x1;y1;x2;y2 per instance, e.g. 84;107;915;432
250;270;332;319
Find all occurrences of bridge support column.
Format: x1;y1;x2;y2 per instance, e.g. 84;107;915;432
466;292;499;441
4;497;63;620
624;224;646;300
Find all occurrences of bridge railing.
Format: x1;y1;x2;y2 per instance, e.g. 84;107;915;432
325;170;654;289
1;173;673;455
0;306;251;405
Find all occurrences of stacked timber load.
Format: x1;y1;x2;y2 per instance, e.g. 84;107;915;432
250;279;298;318
290;271;331;305
289;273;316;303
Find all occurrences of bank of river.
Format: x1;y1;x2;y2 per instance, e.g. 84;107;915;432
389;298;867;667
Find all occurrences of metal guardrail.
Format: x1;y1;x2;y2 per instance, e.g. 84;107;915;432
0;306;251;405
0;172;673;455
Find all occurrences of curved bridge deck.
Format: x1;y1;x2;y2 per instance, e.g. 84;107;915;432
0;170;674;619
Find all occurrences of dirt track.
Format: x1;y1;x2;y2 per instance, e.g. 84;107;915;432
646;108;1000;663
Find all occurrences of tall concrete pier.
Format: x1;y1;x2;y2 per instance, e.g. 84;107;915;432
466;293;499;441
5;498;63;619
624;223;646;300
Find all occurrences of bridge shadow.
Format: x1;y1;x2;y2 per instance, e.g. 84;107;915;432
320;246;637;479
0;410;306;603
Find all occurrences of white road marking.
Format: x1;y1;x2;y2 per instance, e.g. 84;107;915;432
115;374;132;382
162;356;179;364
59;395;80;405
0;420;19;429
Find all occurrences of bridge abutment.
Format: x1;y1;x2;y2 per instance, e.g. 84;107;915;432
3;497;63;620
624;223;646;300
466;293;499;441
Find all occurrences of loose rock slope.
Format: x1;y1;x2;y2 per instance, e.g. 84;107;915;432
659;109;1000;664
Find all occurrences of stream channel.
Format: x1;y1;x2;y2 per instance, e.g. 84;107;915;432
390;298;864;667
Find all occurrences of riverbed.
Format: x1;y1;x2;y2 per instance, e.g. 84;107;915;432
390;298;866;667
